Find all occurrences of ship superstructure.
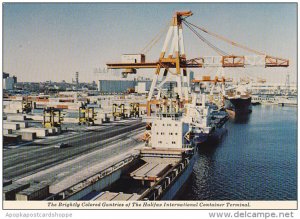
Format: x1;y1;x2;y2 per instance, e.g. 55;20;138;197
184;93;212;144
138;97;197;200
184;92;228;145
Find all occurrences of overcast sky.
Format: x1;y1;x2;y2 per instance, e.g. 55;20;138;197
3;3;297;83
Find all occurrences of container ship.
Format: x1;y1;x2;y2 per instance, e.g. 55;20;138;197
45;93;229;201
224;85;252;118
85;97;197;201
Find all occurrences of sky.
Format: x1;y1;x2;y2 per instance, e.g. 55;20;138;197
2;3;297;83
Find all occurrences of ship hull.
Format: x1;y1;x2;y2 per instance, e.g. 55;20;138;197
160;154;197;200
194;128;226;147
224;96;252;118
209;126;228;141
193;133;209;145
193;111;229;147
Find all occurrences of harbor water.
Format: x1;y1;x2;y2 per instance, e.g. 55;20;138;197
179;105;297;200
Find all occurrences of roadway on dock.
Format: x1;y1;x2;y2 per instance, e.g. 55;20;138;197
3;119;145;181
17;127;145;194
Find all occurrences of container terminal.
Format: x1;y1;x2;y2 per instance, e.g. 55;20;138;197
2;10;290;201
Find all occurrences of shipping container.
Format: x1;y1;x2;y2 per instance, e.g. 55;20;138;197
16;183;49;201
121;54;145;63
3;182;30;200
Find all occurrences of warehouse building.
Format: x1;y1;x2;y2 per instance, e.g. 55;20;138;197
98;79;151;94
97;71;193;94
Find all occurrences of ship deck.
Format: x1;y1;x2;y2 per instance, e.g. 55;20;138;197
130;162;171;181
93;191;140;201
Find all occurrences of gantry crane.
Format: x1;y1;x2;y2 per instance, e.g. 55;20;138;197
192;74;226;108
106;10;289;116
43;107;63;128
112;103;125;119
22;96;33;114
78;103;97;126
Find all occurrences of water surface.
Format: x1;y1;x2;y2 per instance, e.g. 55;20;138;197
180;105;297;200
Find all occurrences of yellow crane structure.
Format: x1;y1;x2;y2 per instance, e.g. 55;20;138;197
78;104;97;126
192;75;226;108
106;10;289;116
129;103;140;117
43;107;63;128
112;103;125;119
112;103;140;119
22;96;32;114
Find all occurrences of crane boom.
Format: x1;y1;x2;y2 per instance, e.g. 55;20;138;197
107;55;289;69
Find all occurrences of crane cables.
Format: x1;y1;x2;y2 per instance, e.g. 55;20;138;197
183;20;229;56
141;21;170;54
183;20;265;56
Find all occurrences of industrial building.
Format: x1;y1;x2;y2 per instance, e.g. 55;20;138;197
251;82;297;95
97;78;151;94
97;71;195;94
3;72;17;90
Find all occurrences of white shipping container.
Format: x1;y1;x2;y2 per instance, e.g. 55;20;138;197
121;54;145;63
3;123;20;130
21;128;49;137
63;118;78;123
3;129;13;135
4;121;28;128
136;82;146;94
19;132;36;141
26;115;43;121
47;128;56;135
7;114;26;121
5;109;20;114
